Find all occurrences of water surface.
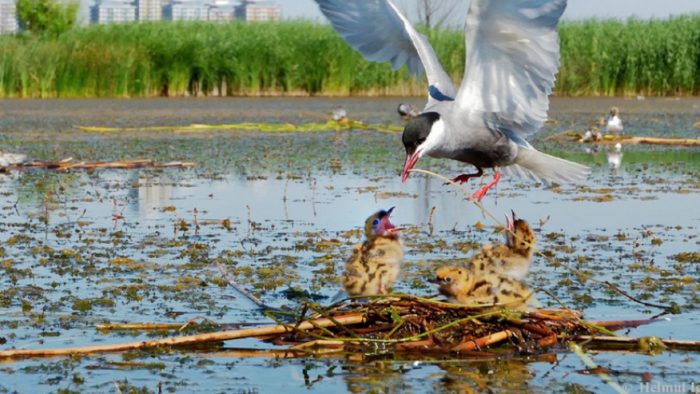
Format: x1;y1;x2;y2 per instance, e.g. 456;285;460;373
0;97;698;393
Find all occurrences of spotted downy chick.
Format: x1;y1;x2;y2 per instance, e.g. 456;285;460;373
342;207;403;296
468;211;536;281
432;266;532;310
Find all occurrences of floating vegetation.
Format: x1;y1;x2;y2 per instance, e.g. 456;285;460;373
74;120;403;134
6;158;196;171
672;252;700;263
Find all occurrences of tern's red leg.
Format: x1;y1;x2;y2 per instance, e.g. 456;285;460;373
469;171;501;202
379;282;387;295
450;168;484;184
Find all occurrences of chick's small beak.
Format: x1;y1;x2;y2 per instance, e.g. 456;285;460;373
377;207;401;235
428;276;441;284
506;213;514;232
402;150;422;183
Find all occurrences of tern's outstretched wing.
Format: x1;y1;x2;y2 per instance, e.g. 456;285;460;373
455;0;566;135
314;0;457;106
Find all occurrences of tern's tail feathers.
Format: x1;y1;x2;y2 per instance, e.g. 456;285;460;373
506;148;590;184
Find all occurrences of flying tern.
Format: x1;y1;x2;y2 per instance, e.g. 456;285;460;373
315;0;590;200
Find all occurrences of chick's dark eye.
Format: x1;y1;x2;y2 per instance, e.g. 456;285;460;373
445;277;452;283
372;219;379;226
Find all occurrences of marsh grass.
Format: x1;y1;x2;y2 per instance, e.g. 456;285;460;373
0;16;698;98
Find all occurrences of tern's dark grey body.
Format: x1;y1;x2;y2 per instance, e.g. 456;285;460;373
403;110;519;170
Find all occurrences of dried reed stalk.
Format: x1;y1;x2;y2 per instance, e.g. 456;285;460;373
0;314;365;359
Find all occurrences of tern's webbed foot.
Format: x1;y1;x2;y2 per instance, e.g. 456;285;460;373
447;168;484;185
468;171;501;202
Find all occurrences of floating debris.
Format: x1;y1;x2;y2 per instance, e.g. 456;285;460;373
6;158;196;171
545;131;700;146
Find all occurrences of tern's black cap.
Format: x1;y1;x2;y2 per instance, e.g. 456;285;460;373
402;112;439;155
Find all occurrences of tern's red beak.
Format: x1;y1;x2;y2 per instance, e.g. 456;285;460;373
402;150;422;183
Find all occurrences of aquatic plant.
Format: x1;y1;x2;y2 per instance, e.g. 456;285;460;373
1;16;699;98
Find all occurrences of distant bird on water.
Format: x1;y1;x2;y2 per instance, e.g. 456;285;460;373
331;106;347;121
0;152;27;168
397;103;418;120
605;107;624;136
315;0;589;201
340;207;403;298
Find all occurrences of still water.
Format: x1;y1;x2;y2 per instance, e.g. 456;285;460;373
0;97;698;393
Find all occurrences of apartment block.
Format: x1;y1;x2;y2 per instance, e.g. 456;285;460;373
91;1;138;24
0;1;18;34
235;0;280;22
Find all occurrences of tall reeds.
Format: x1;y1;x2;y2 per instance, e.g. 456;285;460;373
0;16;698;98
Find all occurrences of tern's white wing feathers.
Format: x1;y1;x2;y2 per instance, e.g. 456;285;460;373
505;147;590;184
456;0;566;135
314;0;456;104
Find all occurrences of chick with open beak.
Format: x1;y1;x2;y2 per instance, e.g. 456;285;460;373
342;208;404;297
467;210;536;282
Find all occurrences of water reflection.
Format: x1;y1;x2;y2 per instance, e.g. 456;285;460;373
607;143;624;176
126;173;174;219
339;354;546;393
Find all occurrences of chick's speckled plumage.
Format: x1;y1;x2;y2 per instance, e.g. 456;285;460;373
469;212;536;281
342;209;403;296
433;266;532;310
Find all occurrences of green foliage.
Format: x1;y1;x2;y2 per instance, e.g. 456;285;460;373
16;0;79;36
559;16;700;96
0;16;698;98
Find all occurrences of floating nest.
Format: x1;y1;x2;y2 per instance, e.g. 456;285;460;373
0;294;687;360
263;295;618;355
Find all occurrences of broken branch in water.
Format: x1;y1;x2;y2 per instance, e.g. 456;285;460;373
0;314;366;359
215;261;268;309
95;321;269;331
451;330;515;352
576;335;700;351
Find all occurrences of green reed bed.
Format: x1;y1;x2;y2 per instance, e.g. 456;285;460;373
559;15;700;96
0;16;698;98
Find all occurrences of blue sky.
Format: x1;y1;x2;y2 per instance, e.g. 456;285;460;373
278;0;700;22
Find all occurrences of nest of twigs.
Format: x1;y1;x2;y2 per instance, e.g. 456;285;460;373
264;295;604;355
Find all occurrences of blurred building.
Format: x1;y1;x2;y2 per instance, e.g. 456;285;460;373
235;0;280;21
163;0;208;21
91;0;138;24
137;0;164;21
0;0;18;34
208;0;235;21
